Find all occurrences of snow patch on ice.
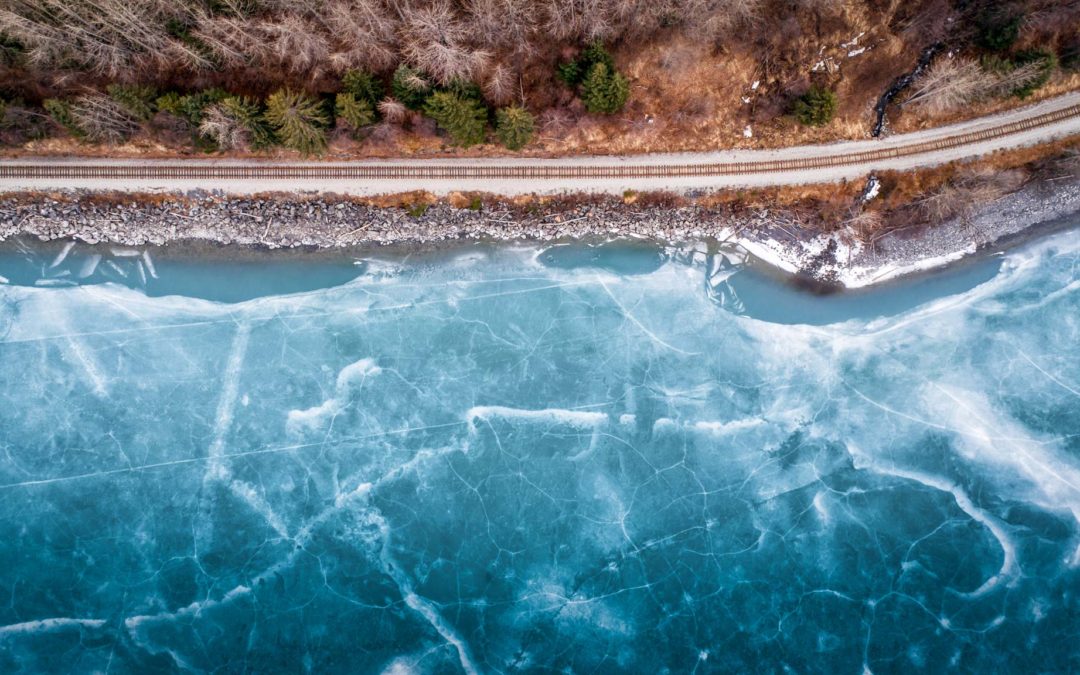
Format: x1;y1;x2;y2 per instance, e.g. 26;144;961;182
467;406;607;430
48;241;75;269
0;617;106;638
78;254;101;278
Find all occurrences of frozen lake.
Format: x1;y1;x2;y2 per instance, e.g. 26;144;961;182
0;233;1077;672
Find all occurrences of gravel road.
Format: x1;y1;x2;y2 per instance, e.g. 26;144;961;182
0;93;1077;197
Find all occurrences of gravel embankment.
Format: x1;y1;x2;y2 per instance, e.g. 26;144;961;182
1;176;1078;288
0;194;756;248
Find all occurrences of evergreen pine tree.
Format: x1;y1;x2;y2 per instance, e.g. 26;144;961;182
423;91;487;146
106;84;158;121
342;69;384;106
392;65;432;110
335;92;376;133
1010;50;1057;99
557;41;615;87
221;96;275;149
495;106;534;150
581;62;629;114
264;88;329;155
43;99;85;139
793;86;838;127
156;89;228;125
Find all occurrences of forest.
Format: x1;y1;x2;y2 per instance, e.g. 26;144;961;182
0;0;1077;155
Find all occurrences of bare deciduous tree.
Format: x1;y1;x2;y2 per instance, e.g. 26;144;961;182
467;0;537;52
259;15;331;76
0;0;188;76
399;0;489;84
541;0;618;43
322;0;399;73
905;57;994;114
193;14;263;69
483;63;516;106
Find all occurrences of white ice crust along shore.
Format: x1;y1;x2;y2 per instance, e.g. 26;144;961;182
0;231;1079;672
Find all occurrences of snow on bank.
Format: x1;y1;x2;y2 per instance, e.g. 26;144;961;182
736;229;982;289
734;173;1080;289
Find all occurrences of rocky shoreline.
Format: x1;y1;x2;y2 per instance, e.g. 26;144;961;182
1;175;1078;288
0;194;740;249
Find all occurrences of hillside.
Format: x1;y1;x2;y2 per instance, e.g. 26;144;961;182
0;0;1077;157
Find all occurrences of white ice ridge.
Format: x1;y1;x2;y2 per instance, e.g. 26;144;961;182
230;479;290;538
65;333;109;397
194;322;252;556
44;289;118;398
286;358;381;435
126;444;467;667
206;322;251;478
142;250;158;278
692;419;767;435
374;511;480;675
0;617;106;639
923;383;1080;564
854;457;1019;598
466;406;608;430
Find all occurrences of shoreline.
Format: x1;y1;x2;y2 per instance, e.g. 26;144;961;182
1;175;1078;291
732;176;1080;289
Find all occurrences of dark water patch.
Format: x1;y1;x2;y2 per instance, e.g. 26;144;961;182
0;239;365;303
537;240;667;275
723;250;1003;324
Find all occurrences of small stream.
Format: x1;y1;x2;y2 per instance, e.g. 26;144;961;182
872;42;944;137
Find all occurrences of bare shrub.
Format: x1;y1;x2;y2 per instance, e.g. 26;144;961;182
683;0;765;42
199;104;249;150
378;97;408;124
537;106;575;135
844;209;885;239
70;93;139;143
916;175;1007;223
1053;150;1080;179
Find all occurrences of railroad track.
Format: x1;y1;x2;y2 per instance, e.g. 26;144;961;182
1;102;1078;183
